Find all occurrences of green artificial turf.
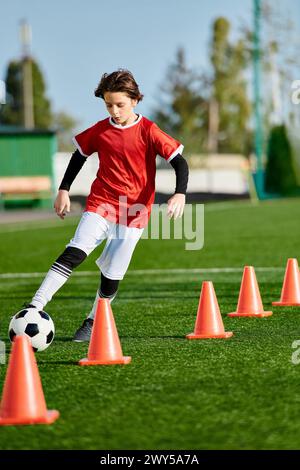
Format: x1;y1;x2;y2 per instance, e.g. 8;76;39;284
0;198;300;449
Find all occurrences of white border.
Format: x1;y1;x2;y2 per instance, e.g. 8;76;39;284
72;136;90;157
109;114;142;129
167;144;184;163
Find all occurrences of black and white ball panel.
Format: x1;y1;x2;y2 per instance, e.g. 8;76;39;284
8;307;55;352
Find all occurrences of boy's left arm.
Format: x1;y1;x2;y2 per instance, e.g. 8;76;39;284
167;154;189;219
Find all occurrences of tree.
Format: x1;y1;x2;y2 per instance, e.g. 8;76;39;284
209;17;252;155
151;48;208;156
1;58;52;128
152;20;252;158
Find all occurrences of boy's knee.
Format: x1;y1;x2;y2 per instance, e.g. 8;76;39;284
55;247;87;270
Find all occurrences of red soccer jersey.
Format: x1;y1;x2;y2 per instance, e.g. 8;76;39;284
73;115;183;228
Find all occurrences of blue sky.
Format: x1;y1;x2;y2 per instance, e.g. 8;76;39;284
1;0;299;131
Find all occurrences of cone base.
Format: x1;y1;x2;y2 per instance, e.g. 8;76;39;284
186;331;233;340
227;311;273;317
0;410;59;426
272;301;300;307
78;356;131;366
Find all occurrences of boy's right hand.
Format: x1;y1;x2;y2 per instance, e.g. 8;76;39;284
54;190;71;219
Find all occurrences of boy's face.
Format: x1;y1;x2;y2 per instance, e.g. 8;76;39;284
104;92;138;126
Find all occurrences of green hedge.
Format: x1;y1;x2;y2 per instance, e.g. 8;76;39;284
265;125;298;195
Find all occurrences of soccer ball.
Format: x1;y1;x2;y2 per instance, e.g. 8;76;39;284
8;307;55;352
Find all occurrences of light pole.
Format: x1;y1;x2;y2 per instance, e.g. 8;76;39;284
253;0;265;199
20;19;34;129
0;80;6;125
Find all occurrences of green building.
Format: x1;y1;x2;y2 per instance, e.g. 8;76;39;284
0;126;56;209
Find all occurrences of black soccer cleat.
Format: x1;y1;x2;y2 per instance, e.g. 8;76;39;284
22;303;36;309
72;318;94;342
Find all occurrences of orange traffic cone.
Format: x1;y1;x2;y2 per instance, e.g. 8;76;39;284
186;281;233;339
272;258;300;306
79;298;131;366
227;266;272;317
0;335;59;426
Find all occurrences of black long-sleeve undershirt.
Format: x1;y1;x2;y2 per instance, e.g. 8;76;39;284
59;149;87;191
59;150;189;195
169;154;189;195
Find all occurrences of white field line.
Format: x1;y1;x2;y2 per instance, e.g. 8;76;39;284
0;267;284;280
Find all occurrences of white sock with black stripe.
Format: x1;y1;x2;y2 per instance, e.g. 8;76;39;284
51;262;72;278
31;262;72;310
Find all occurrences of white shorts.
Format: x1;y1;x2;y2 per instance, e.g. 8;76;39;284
67;211;144;280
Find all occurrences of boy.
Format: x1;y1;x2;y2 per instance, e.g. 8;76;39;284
26;69;189;341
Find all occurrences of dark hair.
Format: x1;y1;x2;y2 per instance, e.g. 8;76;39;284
94;69;144;102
